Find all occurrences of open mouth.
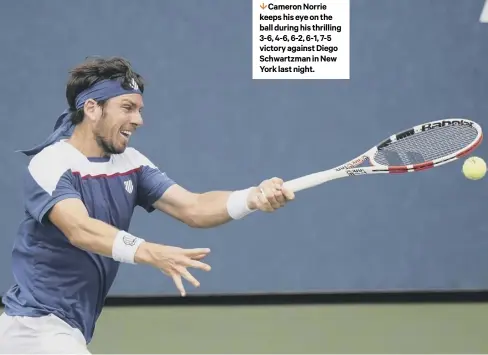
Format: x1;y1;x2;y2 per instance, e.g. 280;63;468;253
120;130;132;139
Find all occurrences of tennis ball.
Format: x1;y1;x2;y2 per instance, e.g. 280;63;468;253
462;156;487;180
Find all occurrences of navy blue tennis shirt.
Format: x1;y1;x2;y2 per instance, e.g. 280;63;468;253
2;140;175;343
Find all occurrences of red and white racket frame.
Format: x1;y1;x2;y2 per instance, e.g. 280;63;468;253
283;118;483;193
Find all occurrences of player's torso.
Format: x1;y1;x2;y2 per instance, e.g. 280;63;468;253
68;154;141;231
72;166;138;231
3;142;156;343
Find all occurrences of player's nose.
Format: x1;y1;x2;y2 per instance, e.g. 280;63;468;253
131;112;143;127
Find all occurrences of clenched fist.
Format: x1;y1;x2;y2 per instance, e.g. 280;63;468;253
247;177;295;212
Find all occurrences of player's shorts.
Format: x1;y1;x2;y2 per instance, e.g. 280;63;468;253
0;312;90;354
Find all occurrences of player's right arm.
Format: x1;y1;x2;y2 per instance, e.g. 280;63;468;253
48;198;125;259
25;149;210;296
48;198;211;295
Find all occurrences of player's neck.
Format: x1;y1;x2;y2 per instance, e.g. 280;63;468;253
67;125;109;159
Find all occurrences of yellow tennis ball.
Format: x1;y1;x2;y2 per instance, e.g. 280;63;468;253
462;156;487;180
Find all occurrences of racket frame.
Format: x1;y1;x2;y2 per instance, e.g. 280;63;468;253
283;118;483;193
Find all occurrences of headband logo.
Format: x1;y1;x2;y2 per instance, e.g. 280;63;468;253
129;78;139;91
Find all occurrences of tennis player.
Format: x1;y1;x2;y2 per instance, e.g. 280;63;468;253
0;57;295;353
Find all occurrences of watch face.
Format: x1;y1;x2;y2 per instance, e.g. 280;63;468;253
123;234;137;246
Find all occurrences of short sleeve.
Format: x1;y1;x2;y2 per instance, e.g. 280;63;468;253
135;152;176;212
25;153;81;224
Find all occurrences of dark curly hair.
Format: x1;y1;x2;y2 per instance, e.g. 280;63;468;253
66;56;145;125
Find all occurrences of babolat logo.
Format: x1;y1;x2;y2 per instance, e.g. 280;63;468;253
421;119;473;131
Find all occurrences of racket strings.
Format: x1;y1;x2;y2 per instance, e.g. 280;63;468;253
373;124;479;166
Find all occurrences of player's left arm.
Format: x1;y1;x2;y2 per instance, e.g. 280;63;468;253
153;179;294;228
153;185;235;227
134;150;294;228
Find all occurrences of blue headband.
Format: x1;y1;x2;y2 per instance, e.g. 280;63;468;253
19;78;142;156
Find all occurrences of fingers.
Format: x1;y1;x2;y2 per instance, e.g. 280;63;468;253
271;177;295;201
183;248;211;257
271;177;284;185
158;247;212;297
271;181;286;207
171;272;186;297
169;262;204;297
185;258;211;272
256;187;274;212
164;260;205;297
176;265;200;288
192;253;209;261
182;249;211;269
281;186;295;201
255;177;295;212
261;185;281;209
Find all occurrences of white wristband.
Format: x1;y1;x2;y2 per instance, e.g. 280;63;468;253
227;187;255;220
112;230;145;264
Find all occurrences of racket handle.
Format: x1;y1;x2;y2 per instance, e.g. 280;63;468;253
283;172;331;192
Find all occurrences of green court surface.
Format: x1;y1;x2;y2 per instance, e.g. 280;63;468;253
85;303;488;353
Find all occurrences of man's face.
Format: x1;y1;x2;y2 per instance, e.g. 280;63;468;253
92;93;144;155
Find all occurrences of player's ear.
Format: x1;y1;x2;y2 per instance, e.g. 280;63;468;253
83;99;101;122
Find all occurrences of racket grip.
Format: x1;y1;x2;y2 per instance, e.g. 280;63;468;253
282;172;331;192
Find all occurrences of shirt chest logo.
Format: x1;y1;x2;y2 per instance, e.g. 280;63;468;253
124;180;134;194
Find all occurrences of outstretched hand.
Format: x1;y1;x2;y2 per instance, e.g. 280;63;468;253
159;246;211;296
138;243;211;296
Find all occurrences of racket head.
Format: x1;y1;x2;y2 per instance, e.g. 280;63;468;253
283;118;482;193
365;118;483;173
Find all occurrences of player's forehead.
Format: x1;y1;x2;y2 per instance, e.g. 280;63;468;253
110;93;144;108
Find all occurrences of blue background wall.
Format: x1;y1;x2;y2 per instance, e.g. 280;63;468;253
0;0;487;296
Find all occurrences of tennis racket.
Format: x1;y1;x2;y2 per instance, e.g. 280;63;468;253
282;118;483;193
